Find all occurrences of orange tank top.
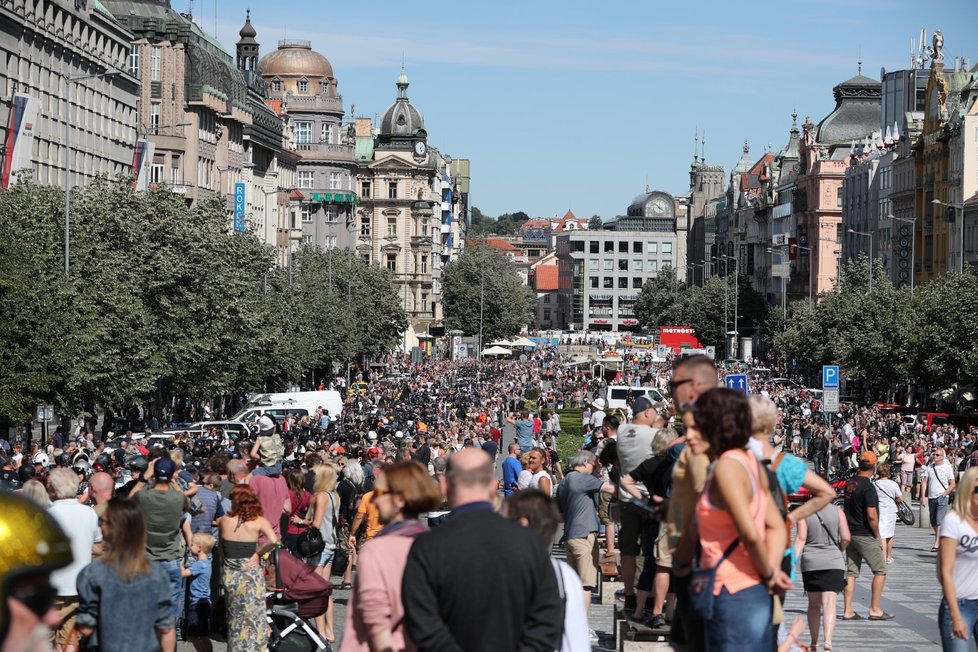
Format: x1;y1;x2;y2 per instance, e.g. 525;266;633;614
695;448;767;596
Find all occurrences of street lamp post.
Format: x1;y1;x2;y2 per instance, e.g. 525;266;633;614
847;229;873;294
932;199;966;273
64;70;120;275
888;214;917;294
711;256;728;340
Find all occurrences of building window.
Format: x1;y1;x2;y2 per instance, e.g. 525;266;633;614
422;293;429;313
618;260;628;271
360;215;371;236
588;259;598;271
324;235;337;249
649;260;658;272
301;235;313;245
298;171;315;189
837;188;843;207
149;103;160;131
151;46;161;82
618;277;628;289
603;278;614;289
618;241;628;253
272;79;282;92
128;44;140;76
544;308;551;321
321;81;329;94
603;259;613;271
150;163;164;185
330;172;340;190
662;242;673;254
387;217;397;236
589;241;599;254
420;255;428;274
633;241;643;253
300;205;312;222
590;277;599;288
324;205;338;223
386;254;397;271
321;123;333;143
388;181;398;199
604;241;615;253
633;259;643;271
298;78;308;93
361;181;371;198
296;122;312;144
648;243;658;254
633;277;644;288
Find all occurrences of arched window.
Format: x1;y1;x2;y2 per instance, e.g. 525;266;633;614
298;77;309;93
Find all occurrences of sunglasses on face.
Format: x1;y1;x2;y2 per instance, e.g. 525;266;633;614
9;582;58;619
668;378;693;392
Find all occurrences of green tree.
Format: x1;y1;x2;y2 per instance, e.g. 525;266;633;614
912;271;978;392
588;215;603;230
442;244;536;343
634;265;687;331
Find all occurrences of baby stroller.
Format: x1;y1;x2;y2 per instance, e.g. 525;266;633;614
265;548;333;651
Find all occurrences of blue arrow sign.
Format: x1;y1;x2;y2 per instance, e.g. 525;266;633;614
725;374;748;394
822;365;839;389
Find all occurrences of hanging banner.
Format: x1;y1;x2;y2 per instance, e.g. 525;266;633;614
1;93;40;189
234;182;246;232
131;139;155;191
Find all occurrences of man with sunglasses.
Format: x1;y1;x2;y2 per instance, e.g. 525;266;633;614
0;492;74;652
666;354;718;652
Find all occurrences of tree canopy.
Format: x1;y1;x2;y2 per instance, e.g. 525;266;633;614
0;177;405;421
441;243;536;343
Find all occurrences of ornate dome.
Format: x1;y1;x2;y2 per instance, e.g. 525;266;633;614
379;70;425;138
257;40;333;79
815;70;881;148
238;9;257;40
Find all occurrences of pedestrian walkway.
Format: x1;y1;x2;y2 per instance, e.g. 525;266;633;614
783;519;943;651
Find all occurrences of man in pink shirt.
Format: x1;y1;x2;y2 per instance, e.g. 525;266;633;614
250;472;290;540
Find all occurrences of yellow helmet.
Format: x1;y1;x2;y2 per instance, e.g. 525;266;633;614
0;492;73;643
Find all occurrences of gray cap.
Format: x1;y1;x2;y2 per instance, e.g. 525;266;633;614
633;395;667;414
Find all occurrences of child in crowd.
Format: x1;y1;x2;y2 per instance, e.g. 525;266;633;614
250;415;284;476
182;532;216;652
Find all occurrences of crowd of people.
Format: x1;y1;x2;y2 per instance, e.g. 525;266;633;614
2;347;978;652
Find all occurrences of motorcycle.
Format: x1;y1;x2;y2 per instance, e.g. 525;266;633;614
787;468;855;508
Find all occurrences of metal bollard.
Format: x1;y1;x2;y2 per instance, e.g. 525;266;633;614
918;496;931;529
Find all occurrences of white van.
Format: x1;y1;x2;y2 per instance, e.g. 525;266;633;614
606;386;670;411
234;390;343;425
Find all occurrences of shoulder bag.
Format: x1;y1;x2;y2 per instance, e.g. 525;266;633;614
688;539;739;621
296;496;326;558
873;479;915;526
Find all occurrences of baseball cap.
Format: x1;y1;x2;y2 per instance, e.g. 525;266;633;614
633;395;667;414
154;458;176;481
859;450;878;466
257;416;276;436
368;447;381;458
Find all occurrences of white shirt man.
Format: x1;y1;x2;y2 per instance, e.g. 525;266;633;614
922;447;957;550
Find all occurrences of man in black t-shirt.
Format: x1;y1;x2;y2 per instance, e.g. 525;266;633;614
842;450;892;620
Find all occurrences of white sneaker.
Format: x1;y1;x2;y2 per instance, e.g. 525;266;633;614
589;629;599;643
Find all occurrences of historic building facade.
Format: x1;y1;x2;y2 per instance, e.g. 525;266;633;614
0;0;139;189
914;33;978;279
258;37;357;252
355;72;442;348
793;71;881;296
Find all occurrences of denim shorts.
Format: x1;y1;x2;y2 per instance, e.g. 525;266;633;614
707;583;772;651
939;597;978;652
309;549;334;567
930;496;950;527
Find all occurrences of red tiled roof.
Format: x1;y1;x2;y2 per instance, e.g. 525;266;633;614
534;265;559;291
965;191;978;207
468;237;520;252
562;209;577;221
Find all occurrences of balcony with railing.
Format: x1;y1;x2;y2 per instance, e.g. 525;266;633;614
294;142;355;162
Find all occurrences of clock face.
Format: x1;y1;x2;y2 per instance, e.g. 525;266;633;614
651;197;669;215
414;141;427;156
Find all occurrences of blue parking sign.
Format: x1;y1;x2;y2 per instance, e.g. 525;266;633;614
724;374;748;393
822;365;839;389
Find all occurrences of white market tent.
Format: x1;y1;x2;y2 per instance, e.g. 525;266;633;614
489;339;513;347
510;336;537;348
481;346;513;357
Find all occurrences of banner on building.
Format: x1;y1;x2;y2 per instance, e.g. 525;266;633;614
788;237;798;261
233;182;246;232
131;139;155;191
1;93;39;189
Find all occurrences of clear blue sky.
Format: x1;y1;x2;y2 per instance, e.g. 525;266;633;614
200;0;978;220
